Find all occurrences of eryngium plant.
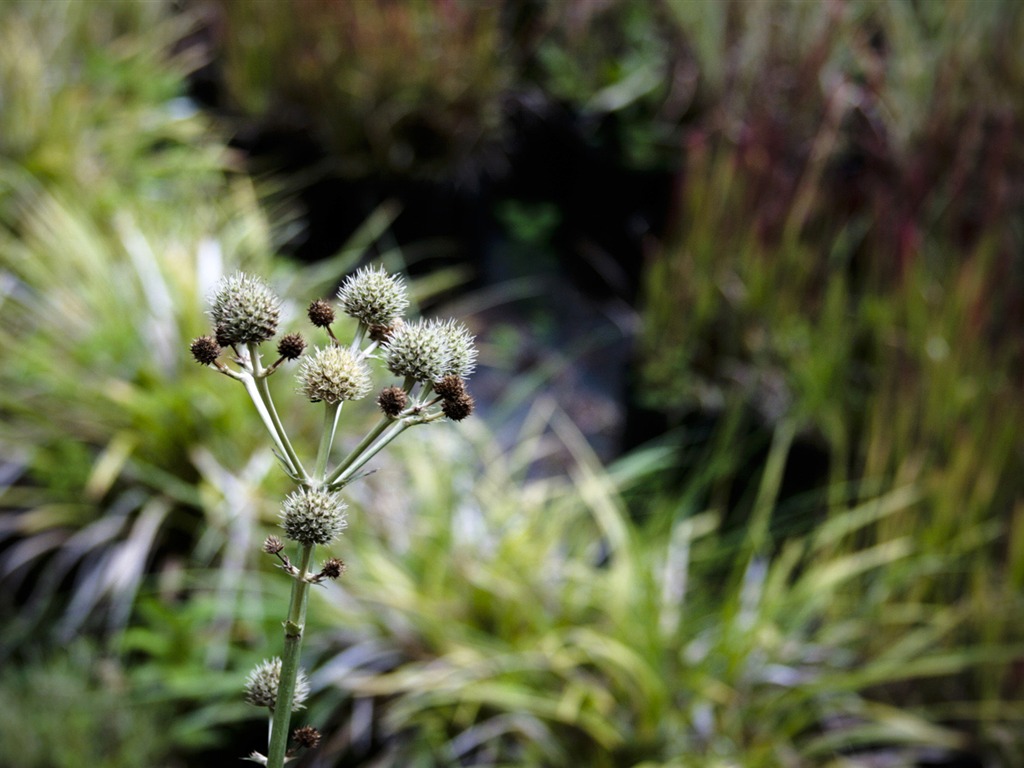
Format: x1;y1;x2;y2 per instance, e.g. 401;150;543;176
190;267;476;766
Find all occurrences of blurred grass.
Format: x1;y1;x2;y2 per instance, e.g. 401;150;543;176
301;408;1022;766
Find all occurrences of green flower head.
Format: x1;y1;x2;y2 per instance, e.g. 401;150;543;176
381;318;449;383
297;345;372;404
280;488;348;545
337;266;409;327
209;272;281;345
436;319;477;379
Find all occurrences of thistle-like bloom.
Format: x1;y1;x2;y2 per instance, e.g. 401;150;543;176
436;319;477;379
297;345;372;404
209;272;281;345
381;318;449;383
244;658;310;711
337;266;408;327
280;488;347;545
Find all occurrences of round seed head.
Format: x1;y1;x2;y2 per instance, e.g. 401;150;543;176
337;266;408;327
437;319;477;379
307;299;335;328
382;318;449;383
190;335;221;365
377;385;408;417
244;657;310;711
433;374;466;401
442;392;475;421
209;272;281;345
277;333;307;360
298;345;372;404
280;488;348;545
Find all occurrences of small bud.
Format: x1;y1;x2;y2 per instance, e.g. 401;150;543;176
436;319;477;379
377;385;408;417
244;658;310;711
433;374;466;401
337;266;409;327
382;318;450;383
262;535;285;555
209;272;281;345
190;335;221;365
307;299;335;328
320;557;346;579
281;488;348;546
442;393;475;421
298;346;372;404
277;333;307;360
292;725;321;750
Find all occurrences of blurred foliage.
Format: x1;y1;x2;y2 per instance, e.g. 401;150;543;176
637;4;1024;763
0;641;180;768
205;0;512;178
296;413;1023;767
199;0;704;176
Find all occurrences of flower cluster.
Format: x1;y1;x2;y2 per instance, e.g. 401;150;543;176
190;265;480;767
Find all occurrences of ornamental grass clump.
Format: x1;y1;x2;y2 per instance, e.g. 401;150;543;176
189;266;476;767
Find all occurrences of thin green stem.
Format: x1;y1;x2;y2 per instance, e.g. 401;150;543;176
315;402;342;483
324;415;393;486
349;323;366;353
266;543;315;768
329;420;410;489
240;374;298;478
248;343;307;483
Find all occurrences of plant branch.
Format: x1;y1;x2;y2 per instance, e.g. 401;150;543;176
314;402;342;483
328;420;410;489
247;343;308;483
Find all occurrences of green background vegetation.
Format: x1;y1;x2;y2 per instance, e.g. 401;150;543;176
0;1;1021;766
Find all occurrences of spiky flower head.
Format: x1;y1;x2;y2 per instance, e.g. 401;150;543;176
436;319;477;379
297;345;372;404
190;335;221;365
382;318;449;383
280;488;347;545
244;657;310;711
337;266;408;327
209;272;280;345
